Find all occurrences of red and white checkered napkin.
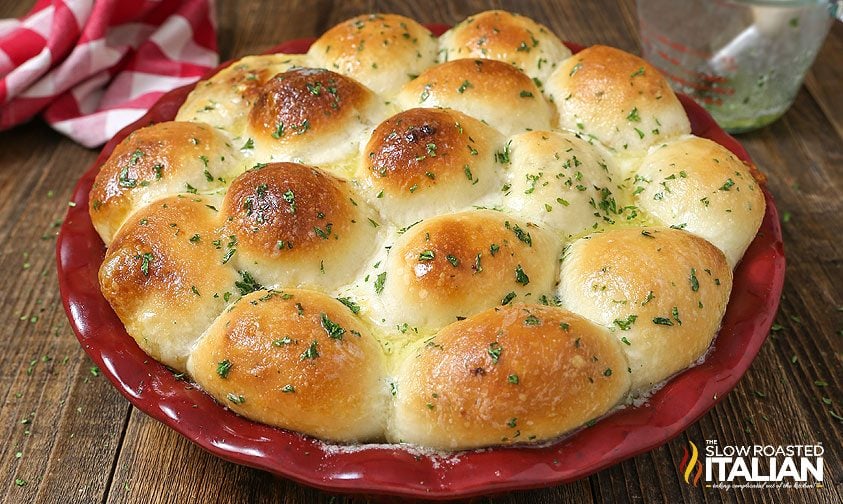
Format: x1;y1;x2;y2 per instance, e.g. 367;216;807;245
0;0;218;147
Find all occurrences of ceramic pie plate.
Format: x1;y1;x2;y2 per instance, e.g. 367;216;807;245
56;25;785;499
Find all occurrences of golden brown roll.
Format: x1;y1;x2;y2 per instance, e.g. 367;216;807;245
187;289;387;442
389;304;631;449
176;54;309;135
558;227;733;392
378;210;560;330
219;162;381;290
98;196;238;371
438;10;572;84
395;59;552;136
89;121;242;245
245;67;388;165
360;108;503;225
307;14;438;96
501;130;627;239
633;136;765;267
545;45;690;153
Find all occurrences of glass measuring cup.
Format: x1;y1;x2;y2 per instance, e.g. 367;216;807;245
638;0;838;133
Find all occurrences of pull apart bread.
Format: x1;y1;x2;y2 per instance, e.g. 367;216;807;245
90;11;765;450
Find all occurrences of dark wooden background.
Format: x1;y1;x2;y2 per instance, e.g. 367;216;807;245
0;1;840;502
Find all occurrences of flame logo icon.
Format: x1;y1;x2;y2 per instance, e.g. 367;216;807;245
679;441;703;487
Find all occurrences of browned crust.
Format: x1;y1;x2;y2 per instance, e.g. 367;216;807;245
391;212;545;304
364;108;486;193
189;289;384;440
399;304;629;446
221;162;355;258
248;68;370;143
412;59;540;100
450;10;551;58
99;196;225;316
89;121;224;216
556;45;670;108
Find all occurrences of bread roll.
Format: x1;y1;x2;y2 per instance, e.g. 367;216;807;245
633;136;765;267
219;162;381;290
90;121;242;245
378;210;560;330
176;54;310;136
545;45;690;153
396;59;552;136
245;68;388;165
389;304;630;449
98;196;238;371
439;10;572;83
360;107;503;225
502;130;627;239
307;14;438;96
558;227;732;391
188;289;387;442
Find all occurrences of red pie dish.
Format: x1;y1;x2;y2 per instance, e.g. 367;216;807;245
56;26;785;499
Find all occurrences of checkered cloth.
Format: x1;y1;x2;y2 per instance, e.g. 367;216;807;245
0;0;218;147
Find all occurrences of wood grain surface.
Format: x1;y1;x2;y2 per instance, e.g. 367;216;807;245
0;1;840;503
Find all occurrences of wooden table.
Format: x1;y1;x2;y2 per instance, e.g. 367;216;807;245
0;1;840;502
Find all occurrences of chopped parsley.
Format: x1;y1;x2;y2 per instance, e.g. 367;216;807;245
418;250;435;261
274;336;295;347
235;271;262;295
227;393;245;404
374;272;387;294
613;314;638;331
495;141;512;164
507;222;532;246
118;166;137;188
514;265;529;285
313;223;333;240
320;313;345;340
138;252;154;277
282;189;296;213
487;342;503;363
300;340;320;360
672;306;682;325
627;107;641;122
216;360;232;378
337;297;360;314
